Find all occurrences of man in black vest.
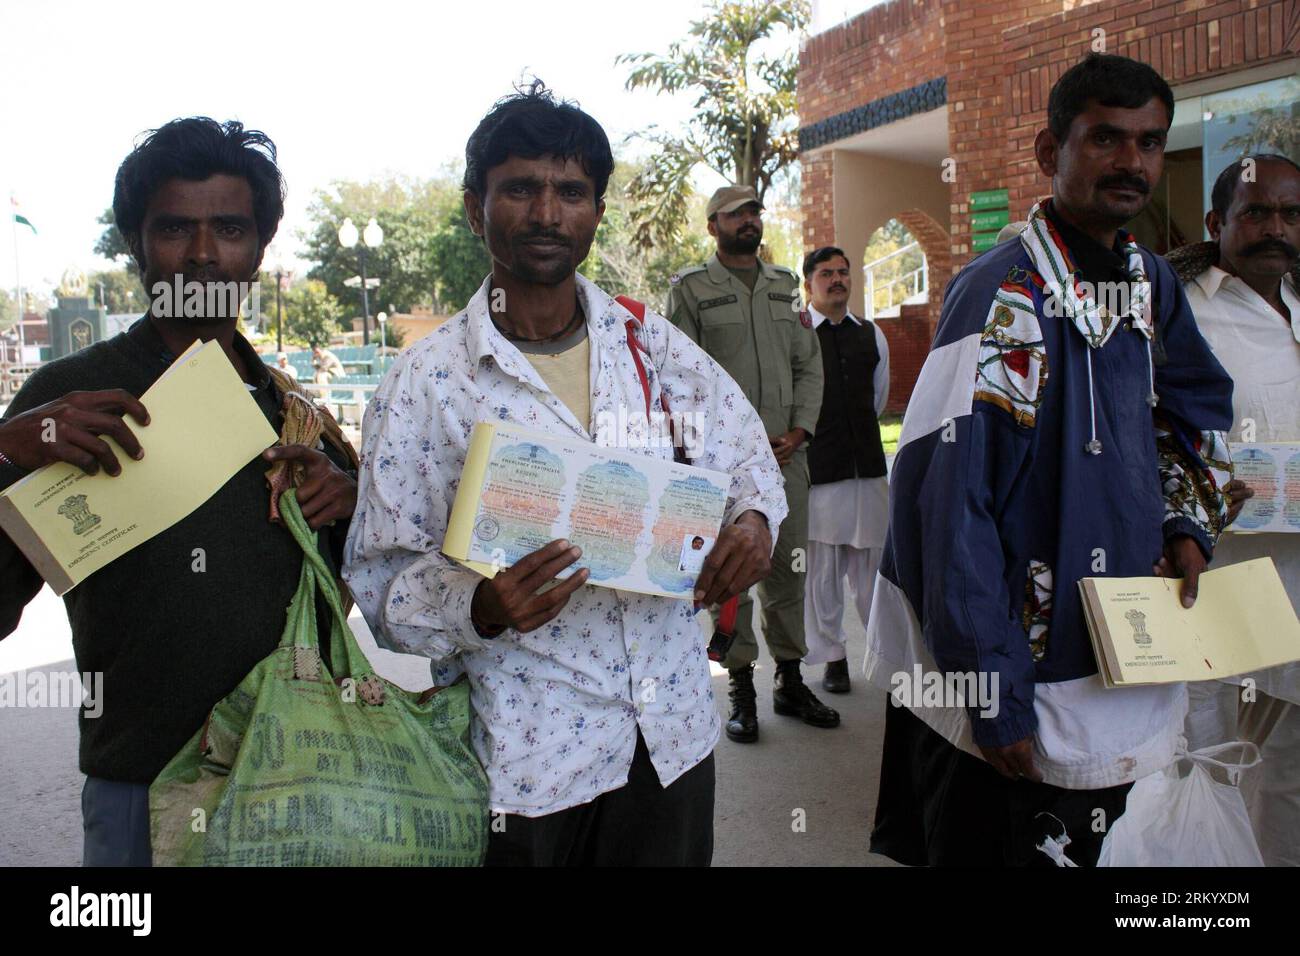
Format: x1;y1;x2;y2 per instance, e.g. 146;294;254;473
801;247;890;694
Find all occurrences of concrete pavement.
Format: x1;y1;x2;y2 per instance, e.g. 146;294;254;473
0;584;894;866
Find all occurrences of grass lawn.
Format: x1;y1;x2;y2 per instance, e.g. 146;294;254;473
880;414;903;457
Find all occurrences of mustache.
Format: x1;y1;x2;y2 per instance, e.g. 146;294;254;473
517;231;571;247
828;285;847;293
1241;238;1299;259
1095;174;1150;195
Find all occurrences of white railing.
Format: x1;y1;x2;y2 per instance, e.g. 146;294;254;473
863;240;928;320
295;381;378;430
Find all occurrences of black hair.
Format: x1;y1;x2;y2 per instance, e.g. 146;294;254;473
1211;153;1300;216
463;80;614;202
1047;54;1174;142
802;245;849;278
112;117;285;263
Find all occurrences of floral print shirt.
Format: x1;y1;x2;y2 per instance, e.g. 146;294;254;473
344;273;787;816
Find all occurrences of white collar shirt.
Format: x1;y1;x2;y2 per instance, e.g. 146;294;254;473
1185;266;1300;705
1186;266;1300;443
343;273;788;817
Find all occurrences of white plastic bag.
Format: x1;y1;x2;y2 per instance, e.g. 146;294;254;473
1097;742;1264;867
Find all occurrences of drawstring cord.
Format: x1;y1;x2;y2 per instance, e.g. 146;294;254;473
1145;337;1159;408
1083;321;1159;457
1085;349;1102;455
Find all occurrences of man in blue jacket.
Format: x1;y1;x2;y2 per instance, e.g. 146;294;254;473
865;54;1234;867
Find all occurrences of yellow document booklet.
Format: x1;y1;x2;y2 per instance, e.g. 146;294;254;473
1078;558;1300;687
0;339;278;594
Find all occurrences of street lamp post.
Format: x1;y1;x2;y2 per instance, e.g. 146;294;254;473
338;217;384;346
377;311;387;352
275;265;285;353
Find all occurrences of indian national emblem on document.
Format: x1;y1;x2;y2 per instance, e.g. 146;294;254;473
1125;608;1152;647
57;494;102;536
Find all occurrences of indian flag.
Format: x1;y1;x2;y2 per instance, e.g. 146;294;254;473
10;195;36;235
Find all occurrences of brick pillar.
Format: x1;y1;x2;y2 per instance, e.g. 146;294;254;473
801;151;836;253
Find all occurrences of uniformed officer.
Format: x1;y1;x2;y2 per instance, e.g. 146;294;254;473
666;184;838;743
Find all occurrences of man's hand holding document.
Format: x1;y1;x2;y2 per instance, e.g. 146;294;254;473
0;340;277;593
1079;557;1300;688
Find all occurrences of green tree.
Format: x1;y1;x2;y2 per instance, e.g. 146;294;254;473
586;161;714;307
618;0;807;249
0;288;16;331
863;219;924;314
282;279;345;347
427;198;491;312
94;208;133;263
302;177;446;316
87;268;147;313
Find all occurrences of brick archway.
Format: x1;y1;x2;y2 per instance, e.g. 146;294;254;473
892;208;952;297
871;208;950;413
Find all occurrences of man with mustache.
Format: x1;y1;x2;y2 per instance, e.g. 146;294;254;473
0;118;358;865
345;85;786;865
866;54;1234;866
799;247;891;694
666;186;834;743
1170;153;1300;866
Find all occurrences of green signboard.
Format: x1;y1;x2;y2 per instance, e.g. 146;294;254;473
971;209;1010;232
971;232;1002;253
970;189;1009;211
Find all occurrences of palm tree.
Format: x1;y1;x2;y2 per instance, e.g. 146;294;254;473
617;0;807;250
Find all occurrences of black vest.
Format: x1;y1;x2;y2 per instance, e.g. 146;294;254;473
808;314;888;485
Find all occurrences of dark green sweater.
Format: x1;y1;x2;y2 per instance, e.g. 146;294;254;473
0;317;353;784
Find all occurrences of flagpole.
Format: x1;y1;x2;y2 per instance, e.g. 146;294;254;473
9;195;25;361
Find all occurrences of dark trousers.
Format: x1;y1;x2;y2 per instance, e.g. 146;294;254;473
82;777;152;867
486;733;715;867
871;696;1131;867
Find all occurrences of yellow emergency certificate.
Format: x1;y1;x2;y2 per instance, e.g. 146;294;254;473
1078;557;1300;687
0;339;278;594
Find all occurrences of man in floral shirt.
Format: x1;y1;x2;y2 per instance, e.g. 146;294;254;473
344;83;787;866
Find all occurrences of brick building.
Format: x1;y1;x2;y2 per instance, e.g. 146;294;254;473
799;0;1299;411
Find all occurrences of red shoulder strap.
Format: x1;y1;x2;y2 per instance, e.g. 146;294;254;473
617;296;652;418
616;295;646;323
618;293;739;630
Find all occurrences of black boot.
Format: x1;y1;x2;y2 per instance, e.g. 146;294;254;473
773;659;840;728
726;665;759;743
822;658;851;694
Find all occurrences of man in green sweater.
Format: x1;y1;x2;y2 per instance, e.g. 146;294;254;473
0;117;358;866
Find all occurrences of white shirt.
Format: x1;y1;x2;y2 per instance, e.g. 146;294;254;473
343;274;788;816
1186;266;1300;704
806;307;891;549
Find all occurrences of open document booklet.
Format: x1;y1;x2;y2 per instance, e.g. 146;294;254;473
1079;557;1300;687
0;340;277;594
1226;442;1300;534
443;422;731;600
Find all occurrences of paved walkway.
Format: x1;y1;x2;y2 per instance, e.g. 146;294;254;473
0;585;894;867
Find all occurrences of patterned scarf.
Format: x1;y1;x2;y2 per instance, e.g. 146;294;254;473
1020;199;1153;348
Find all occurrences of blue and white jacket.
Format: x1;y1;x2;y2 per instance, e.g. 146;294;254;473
865;202;1234;790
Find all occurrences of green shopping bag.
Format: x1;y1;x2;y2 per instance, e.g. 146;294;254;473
150;489;489;866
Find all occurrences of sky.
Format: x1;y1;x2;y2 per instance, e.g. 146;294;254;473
0;0;733;298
